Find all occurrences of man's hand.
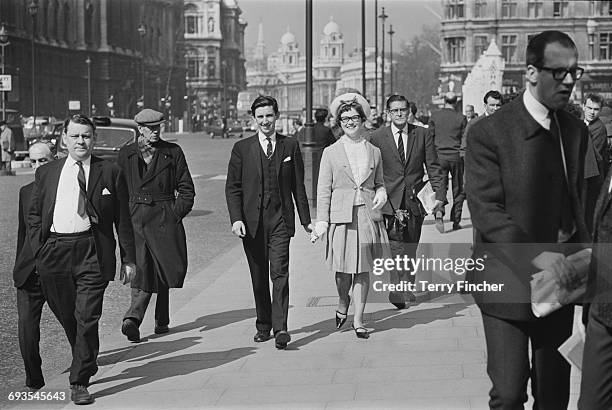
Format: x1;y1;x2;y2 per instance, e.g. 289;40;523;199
232;221;246;238
303;223;314;233
120;262;136;285
432;199;444;214
532;252;578;287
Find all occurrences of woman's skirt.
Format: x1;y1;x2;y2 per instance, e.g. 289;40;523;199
326;204;390;274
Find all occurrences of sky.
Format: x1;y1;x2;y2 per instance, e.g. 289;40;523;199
238;0;442;57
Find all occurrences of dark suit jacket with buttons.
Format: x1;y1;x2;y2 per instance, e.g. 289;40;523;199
13;182;36;288
370;124;446;216
28;155;136;281
466;93;591;321
225;133;311;238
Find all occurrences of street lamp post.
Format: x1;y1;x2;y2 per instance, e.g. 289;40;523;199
284;73;290;134
0;23;10;121
388;24;395;95
28;0;39;123
379;7;387;105
85;56;91;116
221;60;228;138
361;0;366;96
137;23;146;108
374;0;378;111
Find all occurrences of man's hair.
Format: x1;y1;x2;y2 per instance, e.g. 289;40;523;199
28;142;53;157
337;101;367;121
386;94;408;110
465;104;474;110
314;108;328;122
444;92;458;105
526;30;577;68
483;90;502;104
251;95;279;115
63;114;96;133
585;93;604;106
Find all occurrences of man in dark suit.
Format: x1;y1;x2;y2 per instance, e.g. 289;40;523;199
225;96;312;350
296;108;336;148
429;91;467;233
28;114;136;405
370;94;445;309
120;109;195;343
466;31;590;409
13;143;58;390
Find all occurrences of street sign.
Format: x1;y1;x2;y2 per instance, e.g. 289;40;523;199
0;75;12;91
68;100;81;110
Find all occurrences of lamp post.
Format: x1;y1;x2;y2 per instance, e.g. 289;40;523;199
28;0;39;123
379;7;387;105
388;24;395;95
137;23;146;107
0;23;9;121
361;0;366;96
374;0;378;111
284;73;290;134
221;60;227;138
85;56;91;116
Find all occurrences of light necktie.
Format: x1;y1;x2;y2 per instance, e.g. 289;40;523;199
266;137;273;159
397;129;405;165
76;161;87;217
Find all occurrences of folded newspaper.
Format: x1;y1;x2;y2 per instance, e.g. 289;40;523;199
530;248;591;318
416;181;436;215
558;326;585;371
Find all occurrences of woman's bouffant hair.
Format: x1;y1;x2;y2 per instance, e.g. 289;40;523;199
336;101;367;122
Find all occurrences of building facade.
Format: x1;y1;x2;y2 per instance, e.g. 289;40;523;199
0;0;185;119
183;0;247;126
438;0;612;103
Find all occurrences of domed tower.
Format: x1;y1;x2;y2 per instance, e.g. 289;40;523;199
320;16;343;63
278;26;300;67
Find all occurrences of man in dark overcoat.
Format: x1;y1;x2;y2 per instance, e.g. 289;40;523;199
120;109;195;342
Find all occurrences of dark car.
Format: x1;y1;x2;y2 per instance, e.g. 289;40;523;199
54;117;138;161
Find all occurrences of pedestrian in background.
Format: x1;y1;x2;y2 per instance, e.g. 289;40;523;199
1;119;15;172
120;109;195;343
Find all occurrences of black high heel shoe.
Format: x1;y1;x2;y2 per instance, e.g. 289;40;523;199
351;324;369;339
335;311;347;329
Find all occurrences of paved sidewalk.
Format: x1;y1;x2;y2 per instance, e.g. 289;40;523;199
11;209;583;410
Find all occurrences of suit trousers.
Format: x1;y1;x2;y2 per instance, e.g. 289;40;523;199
16;273;48;388
383;210;424;286
439;157;465;224
481;306;573;410
124;286;170;327
579;307;612;409
37;233;108;386
242;205;290;334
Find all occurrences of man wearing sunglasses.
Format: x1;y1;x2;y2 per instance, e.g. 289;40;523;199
466;31;590;409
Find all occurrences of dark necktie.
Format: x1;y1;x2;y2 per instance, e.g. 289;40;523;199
550;112;574;239
76;161;87;217
397;129;405;165
266;137;273;159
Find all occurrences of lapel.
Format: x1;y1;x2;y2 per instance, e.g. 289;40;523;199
385;126;403;165
46;158;66;222
334;140;356;184
249;134;262;182
362;142;375;183
555;112;580;195
595;171;612;231
404;124;418;168
274;134;286;175
141;145;174;185
87;156;103;199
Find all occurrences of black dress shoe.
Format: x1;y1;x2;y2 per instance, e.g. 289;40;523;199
452;223;462;231
70;384;94;405
275;330;291;349
154;323;169;334
388;292;406;310
435;211;445;233
121;319;140;342
253;330;271;343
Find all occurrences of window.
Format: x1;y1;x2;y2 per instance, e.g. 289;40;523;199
186;16;198;34
474;0;486;17
474;35;488;59
187;59;200;78
553;1;568;17
501;0;517;18
527;0;542;18
501;35;517;62
446;0;464;19
600;33;612;60
446;37;465;63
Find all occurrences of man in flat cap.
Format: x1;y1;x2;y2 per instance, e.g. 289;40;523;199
0;119;15;172
119;108;195;342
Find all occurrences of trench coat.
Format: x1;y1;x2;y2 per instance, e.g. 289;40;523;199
1;126;14;162
117;140;195;292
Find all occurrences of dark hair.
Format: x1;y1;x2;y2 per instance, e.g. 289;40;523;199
585;93;604;106
63;114;96;133
565;102;583;119
483;90;502;104
408;101;418;116
250;95;279;115
526;30;577;68
337;102;366;121
386;94;409;110
314;108;328;122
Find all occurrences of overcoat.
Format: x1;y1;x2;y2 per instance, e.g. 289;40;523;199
117;140;195;291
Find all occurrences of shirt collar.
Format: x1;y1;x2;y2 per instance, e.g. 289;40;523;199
523;86;550;129
390;123;408;136
258;131;276;143
65;155;91;167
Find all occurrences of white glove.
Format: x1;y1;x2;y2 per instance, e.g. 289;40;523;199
232;221;246;237
311;221;329;243
120;262;136;285
372;189;387;210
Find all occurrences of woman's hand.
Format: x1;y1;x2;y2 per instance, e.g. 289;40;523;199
372;189;387;210
311;221;329;243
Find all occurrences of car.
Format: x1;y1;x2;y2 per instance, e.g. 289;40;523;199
54;117;138;162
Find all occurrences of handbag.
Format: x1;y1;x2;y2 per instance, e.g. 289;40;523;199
385;200;411;242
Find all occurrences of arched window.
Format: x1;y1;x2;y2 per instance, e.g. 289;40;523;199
42;0;49;38
52;0;59;39
208;17;214;32
63;2;70;44
85;1;94;44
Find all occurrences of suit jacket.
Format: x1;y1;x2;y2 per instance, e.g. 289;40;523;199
225;133;311;238
466;93;591;321
316;139;385;224
428;108;467;160
370;124;445;216
28;156;136;281
13;182;36;288
589;117;610;178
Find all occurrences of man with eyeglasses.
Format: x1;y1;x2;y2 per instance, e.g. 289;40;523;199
465;31;590;409
28;114;135;404
119;108;195;343
370;95;445;309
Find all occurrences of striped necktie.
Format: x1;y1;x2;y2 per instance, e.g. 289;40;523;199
397;129;405;165
76;161;87;217
266;137;273;159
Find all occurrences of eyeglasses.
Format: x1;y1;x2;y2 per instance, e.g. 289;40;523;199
536;65;584;81
388;108;409;115
339;115;362;124
30;158;49;164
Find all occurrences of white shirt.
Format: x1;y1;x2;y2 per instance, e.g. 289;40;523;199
390;123;408;160
258;131;277;155
51;156;91;233
523;86;550;130
341;135;368;205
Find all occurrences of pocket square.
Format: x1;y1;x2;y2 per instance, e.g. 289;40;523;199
283;156;292;162
102;188;111;195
